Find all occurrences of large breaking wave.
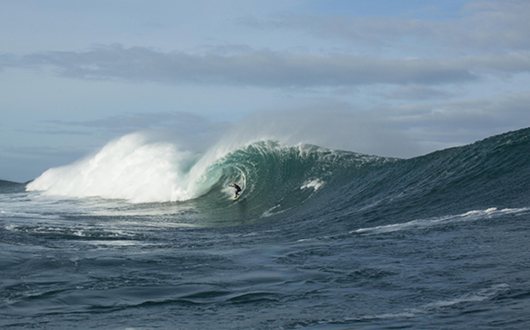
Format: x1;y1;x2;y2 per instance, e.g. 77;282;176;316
26;131;383;204
25;127;530;226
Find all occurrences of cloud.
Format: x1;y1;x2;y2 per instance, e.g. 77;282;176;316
373;90;530;149
3;43;530;91
44;111;213;133
8;45;530;88
384;85;458;100
0;145;90;182
239;0;530;53
36;112;228;152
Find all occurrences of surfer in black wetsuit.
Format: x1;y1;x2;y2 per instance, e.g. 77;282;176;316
233;183;242;198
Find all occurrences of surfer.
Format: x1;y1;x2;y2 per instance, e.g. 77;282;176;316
232;183;242;198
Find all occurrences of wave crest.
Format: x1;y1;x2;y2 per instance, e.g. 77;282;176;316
26;133;202;203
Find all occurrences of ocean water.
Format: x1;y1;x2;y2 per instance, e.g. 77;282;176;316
1;128;530;329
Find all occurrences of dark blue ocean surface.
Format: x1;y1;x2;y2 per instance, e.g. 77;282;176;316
1;128;530;329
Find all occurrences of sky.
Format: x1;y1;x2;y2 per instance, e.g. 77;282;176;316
1;0;530;182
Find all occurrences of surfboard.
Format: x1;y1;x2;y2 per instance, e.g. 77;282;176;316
233;193;242;201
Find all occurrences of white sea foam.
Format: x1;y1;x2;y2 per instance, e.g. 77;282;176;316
26;133;214;203
262;204;286;218
347;283;509;322
352;207;529;235
301;179;324;191
424;284;510;310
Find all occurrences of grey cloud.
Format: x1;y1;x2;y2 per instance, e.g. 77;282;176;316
375;91;530;148
240;0;530;53
458;52;530;74
37;112;226;151
1;45;480;87
0;53;16;70
238;14;430;48
0;145;90;182
4;45;530;90
42;112;216;135
385;85;458;100
2;145;87;160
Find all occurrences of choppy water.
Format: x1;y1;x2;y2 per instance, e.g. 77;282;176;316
1;128;530;329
